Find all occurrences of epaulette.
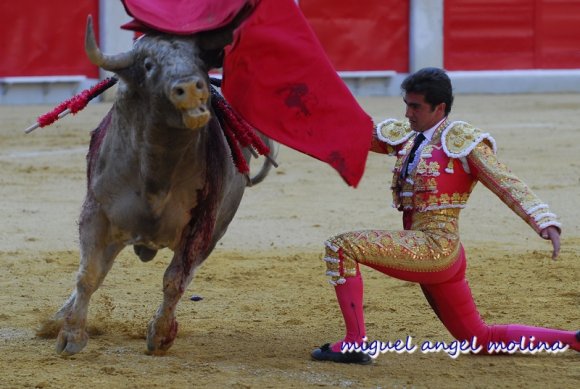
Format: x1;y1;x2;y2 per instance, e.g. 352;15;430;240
441;121;497;158
375;119;413;145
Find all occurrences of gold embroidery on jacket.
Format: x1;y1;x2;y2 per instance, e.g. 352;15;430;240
416;160;440;176
467;143;560;233
378;120;413;145
414;177;437;192
442;121;496;157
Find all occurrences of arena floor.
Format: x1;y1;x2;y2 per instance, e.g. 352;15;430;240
0;94;578;388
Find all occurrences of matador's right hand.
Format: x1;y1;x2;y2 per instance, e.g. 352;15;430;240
541;226;561;260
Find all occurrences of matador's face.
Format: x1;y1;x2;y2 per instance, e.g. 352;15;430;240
403;92;446;132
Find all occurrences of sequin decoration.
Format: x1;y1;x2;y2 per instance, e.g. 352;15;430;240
467;143;561;233
323;209;462;283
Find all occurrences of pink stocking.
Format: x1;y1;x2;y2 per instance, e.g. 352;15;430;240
502;325;579;352
421;271;580;353
330;268;366;352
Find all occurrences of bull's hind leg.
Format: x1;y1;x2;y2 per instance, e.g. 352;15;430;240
56;208;123;356
146;249;204;355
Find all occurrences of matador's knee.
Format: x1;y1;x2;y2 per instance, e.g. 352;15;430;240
323;237;358;285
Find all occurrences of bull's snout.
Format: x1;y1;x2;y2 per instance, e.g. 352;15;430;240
169;77;210;129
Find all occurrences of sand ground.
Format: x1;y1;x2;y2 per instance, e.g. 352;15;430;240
0;94;578;388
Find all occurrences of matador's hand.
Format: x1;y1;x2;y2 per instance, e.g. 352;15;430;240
540;226;561;260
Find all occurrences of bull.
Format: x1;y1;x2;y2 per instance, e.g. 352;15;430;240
44;15;276;356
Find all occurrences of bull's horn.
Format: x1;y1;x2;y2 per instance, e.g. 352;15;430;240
85;15;134;71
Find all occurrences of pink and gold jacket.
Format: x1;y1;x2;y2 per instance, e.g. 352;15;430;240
373;119;561;235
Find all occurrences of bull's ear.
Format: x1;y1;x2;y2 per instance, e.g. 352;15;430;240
196;4;254;51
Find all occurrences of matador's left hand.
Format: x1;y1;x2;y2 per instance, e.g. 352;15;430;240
540;226;561;260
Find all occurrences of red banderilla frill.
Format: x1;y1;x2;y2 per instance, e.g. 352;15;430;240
24;77;119;134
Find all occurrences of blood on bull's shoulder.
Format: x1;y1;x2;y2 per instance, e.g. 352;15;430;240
44;13;276;357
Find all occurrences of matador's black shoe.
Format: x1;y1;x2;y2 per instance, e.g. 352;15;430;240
311;343;372;365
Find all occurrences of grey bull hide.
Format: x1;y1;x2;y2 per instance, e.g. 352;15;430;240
46;16;276;356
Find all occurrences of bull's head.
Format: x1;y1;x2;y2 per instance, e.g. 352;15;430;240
85;15;224;130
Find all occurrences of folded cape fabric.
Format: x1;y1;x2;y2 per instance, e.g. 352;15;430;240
120;0;257;34
222;0;372;187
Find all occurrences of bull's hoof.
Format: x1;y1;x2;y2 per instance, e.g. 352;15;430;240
56;328;89;356
134;245;158;262
146;317;178;355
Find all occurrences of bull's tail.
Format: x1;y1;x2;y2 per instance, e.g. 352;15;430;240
248;137;278;187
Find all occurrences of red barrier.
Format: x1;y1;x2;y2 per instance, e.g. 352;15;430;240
299;0;409;72
444;0;580;70
3;0;577;77
0;1;99;77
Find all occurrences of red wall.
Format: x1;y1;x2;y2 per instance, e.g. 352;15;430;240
535;0;580;68
0;1;100;77
444;0;580;70
2;1;578;78
299;0;410;72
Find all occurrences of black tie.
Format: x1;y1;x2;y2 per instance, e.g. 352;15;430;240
402;133;425;178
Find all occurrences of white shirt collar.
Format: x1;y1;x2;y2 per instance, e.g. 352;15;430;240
418;117;447;141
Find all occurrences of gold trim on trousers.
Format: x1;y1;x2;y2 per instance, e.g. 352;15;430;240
324;208;461;285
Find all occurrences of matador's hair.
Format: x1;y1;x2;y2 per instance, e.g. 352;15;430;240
401;67;454;116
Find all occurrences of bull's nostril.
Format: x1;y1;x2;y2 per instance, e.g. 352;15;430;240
196;80;204;90
175;87;185;96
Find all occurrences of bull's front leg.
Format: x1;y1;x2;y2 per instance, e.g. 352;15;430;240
146;248;203;355
56;208;123;356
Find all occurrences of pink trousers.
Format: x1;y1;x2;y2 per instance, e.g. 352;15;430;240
331;247;579;353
